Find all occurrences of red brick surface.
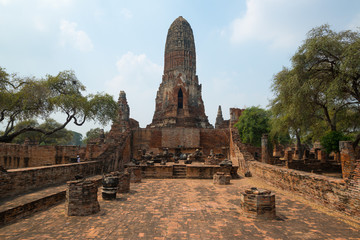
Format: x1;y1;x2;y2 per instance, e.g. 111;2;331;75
1;178;359;239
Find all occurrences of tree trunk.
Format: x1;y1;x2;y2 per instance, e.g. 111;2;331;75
295;131;304;159
353;133;360;155
0;135;17;143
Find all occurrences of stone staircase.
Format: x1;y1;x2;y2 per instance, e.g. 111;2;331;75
173;165;186;178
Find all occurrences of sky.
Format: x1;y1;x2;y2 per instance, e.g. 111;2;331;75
1;0;359;136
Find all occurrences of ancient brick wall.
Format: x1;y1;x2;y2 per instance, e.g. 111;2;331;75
162;128;200;148
132;129;161;156
84;144;104;161
96;131;132;173
0;143;94;169
229;108;244;126
229;129;254;176
247;161;359;219
142;165;173;178
132;128;229;158
0;131;132;199
200;129;230;156
0;161;102;198
229;128;360;219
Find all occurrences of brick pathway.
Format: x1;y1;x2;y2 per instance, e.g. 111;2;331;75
1;178;359;239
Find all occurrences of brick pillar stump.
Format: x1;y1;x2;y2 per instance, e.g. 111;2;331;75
213;172;231;185
129;167;142;183
240;187;276;220
118;172;131;193
102;175;119;200
340;141;356;179
110;171;131;193
66;179;100;216
261;134;270;163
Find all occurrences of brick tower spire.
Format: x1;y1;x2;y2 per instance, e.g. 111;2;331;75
148;16;212;128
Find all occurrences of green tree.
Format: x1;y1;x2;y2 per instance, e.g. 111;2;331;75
83;128;104;144
12;119;73;145
37;119;73;145
234;106;270;147
67;131;83;146
12;119;41;144
269;68;311;148
0;68;118;143
320;131;350;154
270;25;360;149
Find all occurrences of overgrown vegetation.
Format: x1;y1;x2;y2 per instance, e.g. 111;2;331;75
0;68;117;143
234;106;270;147
82;128;105;145
236;25;359;152
268;24;360;150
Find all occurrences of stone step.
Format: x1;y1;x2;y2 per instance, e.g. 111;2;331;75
173;165;186;178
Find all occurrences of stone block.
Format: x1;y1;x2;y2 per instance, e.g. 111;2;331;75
129;167;142;183
240;187;276;220
66;179;100;216
213;172;231;185
118;172;131;193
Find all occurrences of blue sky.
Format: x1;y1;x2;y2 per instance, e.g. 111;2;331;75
1;0;359;136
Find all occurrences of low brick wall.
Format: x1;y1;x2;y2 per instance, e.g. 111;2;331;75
0;161;105;199
142;165;173;178
248;160;360;219
229;127;360;219
186;165;220;179
0;143;91;169
0;191;66;226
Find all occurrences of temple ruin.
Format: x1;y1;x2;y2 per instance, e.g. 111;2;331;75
0;16;359;233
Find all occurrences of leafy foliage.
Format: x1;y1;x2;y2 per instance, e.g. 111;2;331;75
234;106;270;147
12;119;73;145
269;25;360;149
320;131;350;154
82;128;104;144
68;131;83;146
0;68;118;143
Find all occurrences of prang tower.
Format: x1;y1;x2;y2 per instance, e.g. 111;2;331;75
148;16;212;128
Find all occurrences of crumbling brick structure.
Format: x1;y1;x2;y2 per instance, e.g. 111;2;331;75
340;141;357;179
240;187;276;220
65;179;100;216
148;16;212;129
213;172;231;185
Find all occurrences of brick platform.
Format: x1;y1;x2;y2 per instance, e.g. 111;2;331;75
1;178;359;239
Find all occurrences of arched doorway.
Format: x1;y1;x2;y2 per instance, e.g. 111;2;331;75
178;89;183;109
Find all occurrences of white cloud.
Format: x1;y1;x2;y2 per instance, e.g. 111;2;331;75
120;8;133;19
106;52;162;127
59;20;94;52
229;0;315;49
0;0;10;6
37;0;73;8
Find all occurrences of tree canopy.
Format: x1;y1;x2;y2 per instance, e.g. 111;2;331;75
234;106;270;147
269;25;360;149
12;119;73;145
0;68;118;143
82;128;105;144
